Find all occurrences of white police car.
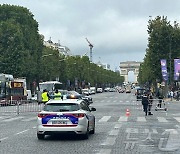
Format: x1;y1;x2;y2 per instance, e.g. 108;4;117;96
37;99;96;140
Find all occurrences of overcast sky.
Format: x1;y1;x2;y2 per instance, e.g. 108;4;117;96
1;0;180;80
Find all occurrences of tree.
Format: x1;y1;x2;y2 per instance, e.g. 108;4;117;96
0;4;43;88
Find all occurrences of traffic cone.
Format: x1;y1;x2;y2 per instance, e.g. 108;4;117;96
126;109;130;116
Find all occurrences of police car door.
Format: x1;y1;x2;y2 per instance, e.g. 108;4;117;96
80;101;95;130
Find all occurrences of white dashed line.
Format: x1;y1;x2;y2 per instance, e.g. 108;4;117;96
101;137;116;146
0;137;8;141
15;129;29;135
97;149;111;154
98;116;111;122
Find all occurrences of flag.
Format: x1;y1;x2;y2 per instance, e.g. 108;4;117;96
174;59;180;81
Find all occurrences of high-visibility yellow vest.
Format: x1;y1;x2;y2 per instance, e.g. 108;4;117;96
42;92;49;102
54;92;62;100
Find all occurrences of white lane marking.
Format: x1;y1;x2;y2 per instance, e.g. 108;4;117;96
101;137;116;145
157;117;168;122
2;116;24;122
32;126;36;129
0;137;8;141
97;149;111;154
22;117;37;121
137;117;146;122
114;123;122;129
109;129;119;136
139;145;155;147
174;117;180;123
118;116;128;122
98;116;111;122
159;129;180;152
15;129;29;135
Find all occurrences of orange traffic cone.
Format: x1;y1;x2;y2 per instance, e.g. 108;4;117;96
126;109;130;116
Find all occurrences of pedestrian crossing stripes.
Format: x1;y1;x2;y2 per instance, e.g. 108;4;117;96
118;116;128;122
157;117;168;122
1;115;180;123
173;117;180;123
98;116;180;123
98;116;111;122
137;117;146;122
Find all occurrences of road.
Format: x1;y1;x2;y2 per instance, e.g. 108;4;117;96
1;91;180;154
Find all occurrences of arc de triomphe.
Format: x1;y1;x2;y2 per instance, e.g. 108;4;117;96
119;61;141;82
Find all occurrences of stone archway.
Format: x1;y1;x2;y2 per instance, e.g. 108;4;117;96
119;61;141;82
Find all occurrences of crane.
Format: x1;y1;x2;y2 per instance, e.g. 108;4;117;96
85;38;93;62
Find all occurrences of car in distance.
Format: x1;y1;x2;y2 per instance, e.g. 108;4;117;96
136;88;146;100
96;88;103;93
82;88;90;95
37;99;96;140
66;91;93;105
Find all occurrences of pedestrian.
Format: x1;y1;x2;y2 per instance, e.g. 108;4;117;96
148;93;153;115
170;90;174;101
54;89;62;100
176;91;180;101
142;92;149;116
41;89;50;104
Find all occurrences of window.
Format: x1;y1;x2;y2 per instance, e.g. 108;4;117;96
80;102;90;111
44;103;80;112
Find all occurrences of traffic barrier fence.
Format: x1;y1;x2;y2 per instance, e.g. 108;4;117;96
0;100;44;115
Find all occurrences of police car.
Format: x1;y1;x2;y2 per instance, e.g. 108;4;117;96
37;99;96;140
66;91;93;105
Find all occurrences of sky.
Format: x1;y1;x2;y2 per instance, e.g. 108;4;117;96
1;0;180;81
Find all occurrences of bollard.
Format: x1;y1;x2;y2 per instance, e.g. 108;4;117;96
126;109;130;116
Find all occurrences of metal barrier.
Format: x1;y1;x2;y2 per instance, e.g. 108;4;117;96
0;100;44;115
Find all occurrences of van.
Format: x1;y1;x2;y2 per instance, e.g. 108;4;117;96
26;90;32;102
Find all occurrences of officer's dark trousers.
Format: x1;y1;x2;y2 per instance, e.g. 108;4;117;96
143;104;148;116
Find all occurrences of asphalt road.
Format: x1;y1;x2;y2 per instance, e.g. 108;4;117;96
1;91;180;154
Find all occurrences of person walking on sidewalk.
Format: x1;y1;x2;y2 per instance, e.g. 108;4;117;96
142;92;149;116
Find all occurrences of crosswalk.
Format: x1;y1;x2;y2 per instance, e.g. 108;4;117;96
1;115;180;123
98;116;180;123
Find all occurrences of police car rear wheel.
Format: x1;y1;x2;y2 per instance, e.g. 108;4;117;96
37;133;45;140
89;120;95;134
82;124;89;139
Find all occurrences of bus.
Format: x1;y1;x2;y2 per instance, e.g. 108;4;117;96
0;74;27;105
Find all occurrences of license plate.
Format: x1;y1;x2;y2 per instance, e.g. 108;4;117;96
52;121;67;124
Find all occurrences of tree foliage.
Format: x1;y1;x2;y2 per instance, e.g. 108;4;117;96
138;16;180;87
0;4;123;90
0;4;43;84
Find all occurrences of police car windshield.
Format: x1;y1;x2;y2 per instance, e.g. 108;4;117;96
44;103;80;112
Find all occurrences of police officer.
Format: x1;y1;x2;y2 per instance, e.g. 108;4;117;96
54;89;62;100
142;92;149;116
148;92;153;115
41;89;49;104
